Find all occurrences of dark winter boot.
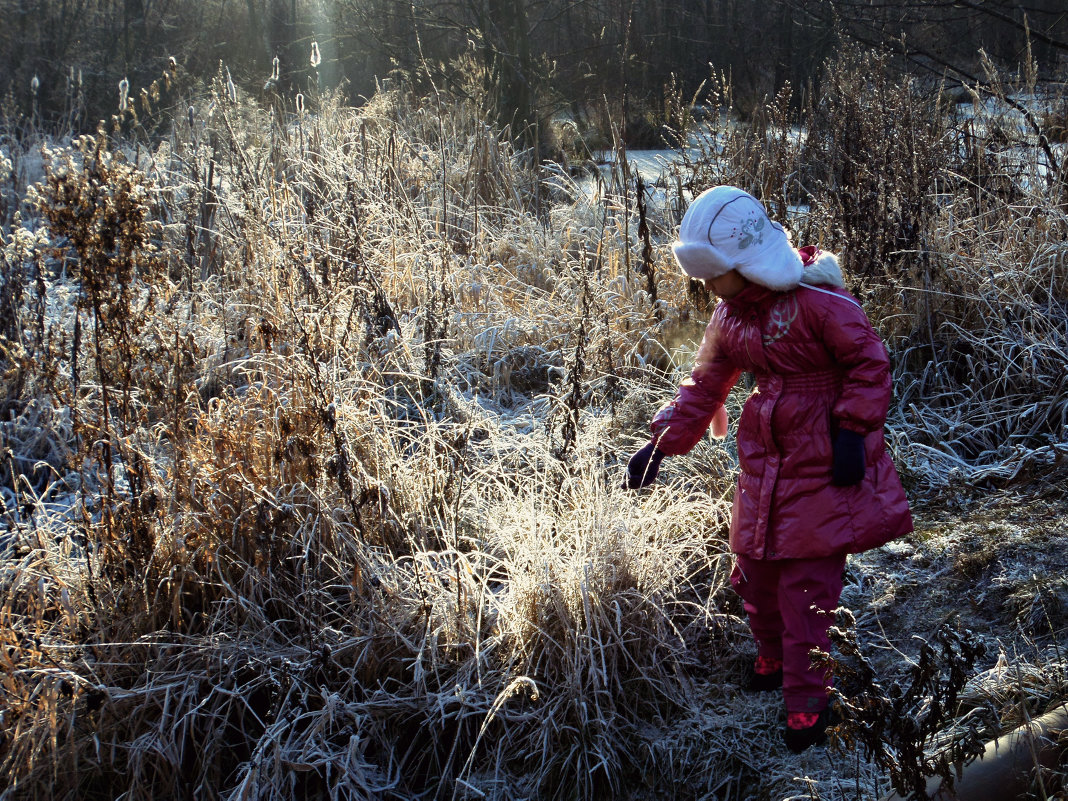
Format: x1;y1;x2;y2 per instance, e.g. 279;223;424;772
783;706;837;754
742;656;783;692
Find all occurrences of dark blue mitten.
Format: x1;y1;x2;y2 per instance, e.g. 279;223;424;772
832;429;866;486
625;443;665;489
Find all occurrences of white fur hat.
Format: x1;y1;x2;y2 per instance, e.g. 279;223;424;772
671;186;804;291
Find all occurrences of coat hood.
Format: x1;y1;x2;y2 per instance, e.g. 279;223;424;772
800;250;845;288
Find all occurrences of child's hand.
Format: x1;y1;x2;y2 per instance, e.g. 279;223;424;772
624;443;665;489
832;429;866;486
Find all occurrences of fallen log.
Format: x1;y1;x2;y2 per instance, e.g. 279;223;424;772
880;705;1067;801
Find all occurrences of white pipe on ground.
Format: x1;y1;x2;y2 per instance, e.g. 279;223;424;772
880;705;1067;801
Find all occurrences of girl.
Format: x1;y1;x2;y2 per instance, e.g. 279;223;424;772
625;186;913;753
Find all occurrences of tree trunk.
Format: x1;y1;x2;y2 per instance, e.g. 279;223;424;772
774;0;793;92
484;0;536;145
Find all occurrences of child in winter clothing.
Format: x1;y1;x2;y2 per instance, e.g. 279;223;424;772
626;186;913;753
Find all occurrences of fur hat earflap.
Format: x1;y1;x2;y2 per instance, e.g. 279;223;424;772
671;186;803;290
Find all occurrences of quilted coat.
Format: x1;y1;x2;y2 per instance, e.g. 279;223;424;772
649;255;913;560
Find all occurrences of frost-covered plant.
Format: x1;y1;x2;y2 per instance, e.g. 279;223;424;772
803;47;947;282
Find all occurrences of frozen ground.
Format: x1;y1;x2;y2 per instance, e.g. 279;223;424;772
693;487;1068;800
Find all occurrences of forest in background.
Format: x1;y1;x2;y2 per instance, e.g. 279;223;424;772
1;2;1068;800
3;0;1068;150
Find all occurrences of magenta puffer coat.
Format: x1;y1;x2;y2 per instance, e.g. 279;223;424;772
650;281;913;560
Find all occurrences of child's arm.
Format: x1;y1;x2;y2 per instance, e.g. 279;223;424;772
649;304;742;455
820;295;892;434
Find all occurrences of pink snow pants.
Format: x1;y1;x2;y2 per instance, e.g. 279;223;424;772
730;553;847;714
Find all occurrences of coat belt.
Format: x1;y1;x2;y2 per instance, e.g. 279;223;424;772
756;370;841;393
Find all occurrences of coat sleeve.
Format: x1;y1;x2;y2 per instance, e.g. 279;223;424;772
819;292;892;435
649;304;741;456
